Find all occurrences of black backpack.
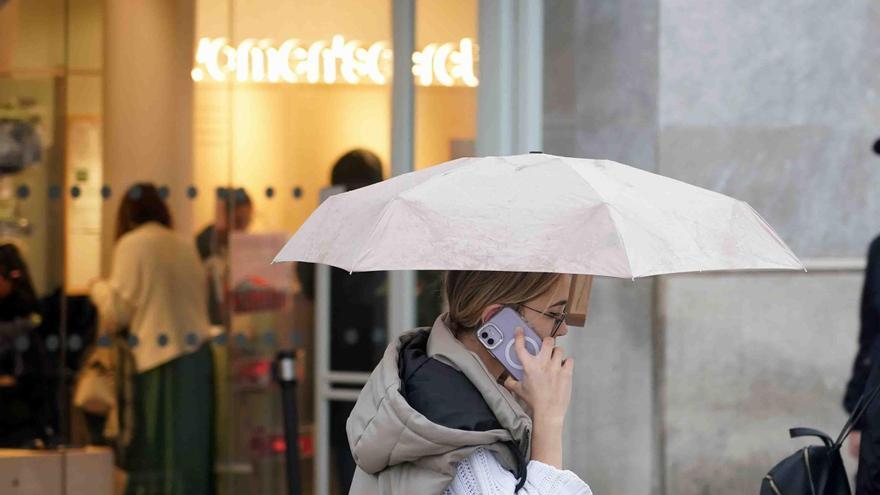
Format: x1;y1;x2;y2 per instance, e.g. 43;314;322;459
761;382;880;495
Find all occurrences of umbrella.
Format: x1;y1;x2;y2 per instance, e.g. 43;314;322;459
273;153;803;279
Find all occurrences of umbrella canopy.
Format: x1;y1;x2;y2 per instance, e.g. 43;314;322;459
273;153;803;279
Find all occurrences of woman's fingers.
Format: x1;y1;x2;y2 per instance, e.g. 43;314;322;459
513;328;544;367
514;328;567;370
538;336;555;361
551;345;565;366
512;328;529;365
506;330;574;424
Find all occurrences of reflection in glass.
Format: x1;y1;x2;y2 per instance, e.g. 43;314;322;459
0;244;51;448
294;149;388;492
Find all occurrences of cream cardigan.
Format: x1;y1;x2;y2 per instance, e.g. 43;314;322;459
89;222;214;372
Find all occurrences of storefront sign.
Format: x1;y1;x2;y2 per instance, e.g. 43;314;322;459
191;36;478;87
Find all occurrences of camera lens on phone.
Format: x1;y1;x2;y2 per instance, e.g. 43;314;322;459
481;332;488;338
487;338;495;345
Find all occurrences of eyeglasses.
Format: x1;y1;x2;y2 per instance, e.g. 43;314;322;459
517;303;568;337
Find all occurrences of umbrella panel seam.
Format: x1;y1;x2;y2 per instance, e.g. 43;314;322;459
569;163;636;278
350;197;399;272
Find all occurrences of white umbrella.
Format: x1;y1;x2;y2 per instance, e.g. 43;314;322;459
273;153;803;279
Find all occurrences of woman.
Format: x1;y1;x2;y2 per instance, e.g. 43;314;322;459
0;243;50;447
89;183;214;494
347;271;593;494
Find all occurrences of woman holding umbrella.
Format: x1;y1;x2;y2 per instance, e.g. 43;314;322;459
274;153;803;494
346;270;592;494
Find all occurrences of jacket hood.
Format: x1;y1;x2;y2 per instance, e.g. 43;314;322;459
346;314;532;475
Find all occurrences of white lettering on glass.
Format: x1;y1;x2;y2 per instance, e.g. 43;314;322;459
191;36;479;87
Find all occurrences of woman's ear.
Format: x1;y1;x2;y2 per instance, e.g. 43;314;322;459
479;304;504;326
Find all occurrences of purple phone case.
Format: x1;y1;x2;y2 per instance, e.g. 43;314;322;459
475;307;543;382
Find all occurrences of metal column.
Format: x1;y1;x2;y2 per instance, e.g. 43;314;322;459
477;0;544;155
389;0;417;339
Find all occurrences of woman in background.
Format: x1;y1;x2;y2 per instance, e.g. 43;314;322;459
89;183;214;495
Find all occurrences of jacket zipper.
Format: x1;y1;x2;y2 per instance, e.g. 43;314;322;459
804;448;816;495
764;475;782;495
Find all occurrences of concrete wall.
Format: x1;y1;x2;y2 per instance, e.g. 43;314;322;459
659;0;880;258
664;271;860;494
560;277;656;495
545;1;879;493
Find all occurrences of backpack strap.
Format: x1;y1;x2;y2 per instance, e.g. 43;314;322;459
785;381;880;494
790;428;834;448
835;379;880;448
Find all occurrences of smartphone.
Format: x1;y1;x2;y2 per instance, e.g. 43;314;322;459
475;306;543;382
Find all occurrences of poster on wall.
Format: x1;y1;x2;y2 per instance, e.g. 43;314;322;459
0;96;46;238
65;116;102;293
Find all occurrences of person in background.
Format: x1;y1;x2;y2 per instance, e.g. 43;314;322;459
0;243;50;448
296;149;387;493
196;187;253;325
846;234;880;494
89;183;214;495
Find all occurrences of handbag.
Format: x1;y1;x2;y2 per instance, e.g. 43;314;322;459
760;380;880;495
73;345;116;416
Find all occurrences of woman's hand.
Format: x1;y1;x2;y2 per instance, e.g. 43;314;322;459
502;328;574;423
501;328;574;468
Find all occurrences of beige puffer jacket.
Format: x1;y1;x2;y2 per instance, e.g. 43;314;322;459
346;314;534;494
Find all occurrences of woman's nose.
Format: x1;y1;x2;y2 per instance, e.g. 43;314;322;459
556;323;569;337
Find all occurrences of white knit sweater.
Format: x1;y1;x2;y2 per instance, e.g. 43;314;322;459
443;447;593;495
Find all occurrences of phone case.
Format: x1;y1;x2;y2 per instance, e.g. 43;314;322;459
475;306;543;382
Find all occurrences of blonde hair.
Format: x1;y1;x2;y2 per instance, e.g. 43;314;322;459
444;271;563;336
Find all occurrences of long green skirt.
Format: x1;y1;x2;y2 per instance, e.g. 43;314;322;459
124;344;214;495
